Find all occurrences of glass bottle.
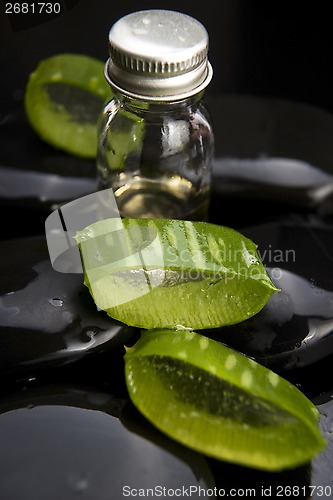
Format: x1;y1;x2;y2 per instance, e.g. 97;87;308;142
97;9;214;221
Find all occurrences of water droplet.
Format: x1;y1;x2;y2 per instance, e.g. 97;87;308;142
309;278;316;288
133;28;148;35
199;336;209;351
80;329;97;343
268;371;279;387
225;354;237;370
241;369;253;387
184;330;195;341
95;250;102;262
51;72;62;81
89;76;99;86
49;298;64;307
175;324;193;332
67;473;89;494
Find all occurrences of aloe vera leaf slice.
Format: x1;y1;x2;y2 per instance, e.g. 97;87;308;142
124;329;326;471
75;217;279;330
24;53;111;158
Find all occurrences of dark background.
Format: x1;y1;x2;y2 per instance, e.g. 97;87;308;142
1;7;333;495
1;0;333;114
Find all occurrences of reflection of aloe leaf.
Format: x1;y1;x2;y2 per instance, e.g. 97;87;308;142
105;109;145;171
125;329;326;471
0;385;124;419
120;401;216;490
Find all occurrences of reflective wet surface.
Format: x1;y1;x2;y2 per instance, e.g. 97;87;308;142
1;95;333;498
0;236;136;375
206;216;333;371
0;382;215;500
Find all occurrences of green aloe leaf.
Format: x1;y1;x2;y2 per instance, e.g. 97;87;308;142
75;218;279;330
125;329;326;471
24;53;111;158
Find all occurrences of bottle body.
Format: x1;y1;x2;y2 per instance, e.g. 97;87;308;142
97;91;214;220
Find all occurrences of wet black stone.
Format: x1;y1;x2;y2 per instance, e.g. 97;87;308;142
0;383;214;500
205;216;333;372
0;235;136;376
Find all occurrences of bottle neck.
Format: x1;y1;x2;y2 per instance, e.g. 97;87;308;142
110;86;205;114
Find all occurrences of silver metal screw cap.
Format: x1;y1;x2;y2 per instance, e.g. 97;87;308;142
105;9;213;101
